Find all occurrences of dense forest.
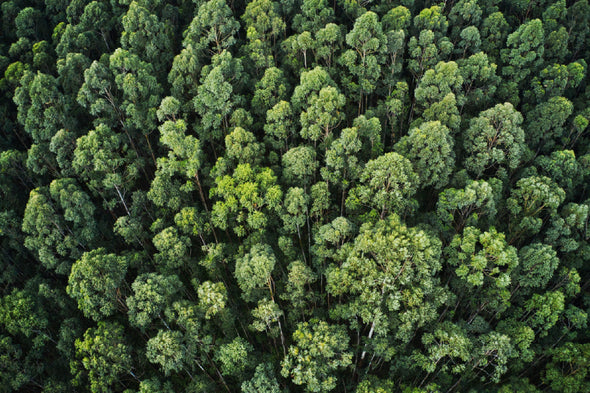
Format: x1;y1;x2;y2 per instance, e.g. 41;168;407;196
1;0;590;391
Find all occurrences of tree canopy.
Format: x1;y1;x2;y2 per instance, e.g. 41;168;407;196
0;0;589;392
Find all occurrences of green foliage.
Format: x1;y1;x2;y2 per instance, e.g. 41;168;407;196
446;227;518;290
242;362;281;393
526;96;573;152
211;163;282;236
72;123;143;211
436;179;498;236
235;243;276;301
543;342;590;393
215;336;254;377
22;178;98;274
0;335;29;391
127;273;182;329
507;176;566;240
463;103;525;177
501;19;545;84
281;319;352;392
194;51;244;142
146;330;186;375
282;146;317;186
327;214;445;349
3;1;590;392
339;11;386;109
0;288;48;338
67;248;128;321
346;152;418;218
197;280;227;319
242;0;285;70
184;0;239;58
395;120;454;189
517;243;559;289
73;322;132;393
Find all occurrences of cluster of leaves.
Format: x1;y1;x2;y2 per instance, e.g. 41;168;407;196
1;0;590;392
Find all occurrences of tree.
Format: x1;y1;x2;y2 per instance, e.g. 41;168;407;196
0;288;48;339
535;150;580;196
339;11;386;113
455;26;481;58
67;248;128;321
291;66;336;113
167;42;199;103
282;146;317;187
411;321;472;381
120;1;173;77
235;243;276;301
445;226;519;318
183;0;239;57
13;70;66;174
241;0;285;71
194;51;244;144
22;179;98;274
528;62;585;104
146;330;186;376
292;0;334;34
525;96;573;152
0;335;29;391
109;48;163;163
242;362;281;393
501;19;544;85
215;337;254;378
458;52;500;114
463;103;526;178
127;273;183;329
300;86;346;145
448;0;482;40
138;377;175;393
224;127;264;167
280;259;317;322
414;61;464;118
407;30;453;81
355;377;395;393
148;117;207;220
55;1;118;60
73;322;134;393
197;281;227;319
264;100;296;152
380;6;411;92
321;126;362;213
394;121;454;189
315;23;344;69
281;319;352;392
567;0;590;58
76;57;120;126
413;6;448;38
346;152;418;219
480;12;509;62
251;67;290;119
72;123;143;214
543;342;590;393
280;187;309;243
507;176;565;242
326;214;445;359
516;243;559;289
210;163;282;237
436;179;498;236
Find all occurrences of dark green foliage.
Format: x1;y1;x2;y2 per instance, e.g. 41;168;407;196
1;1;590;392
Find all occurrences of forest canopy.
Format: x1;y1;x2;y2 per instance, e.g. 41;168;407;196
1;0;590;392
